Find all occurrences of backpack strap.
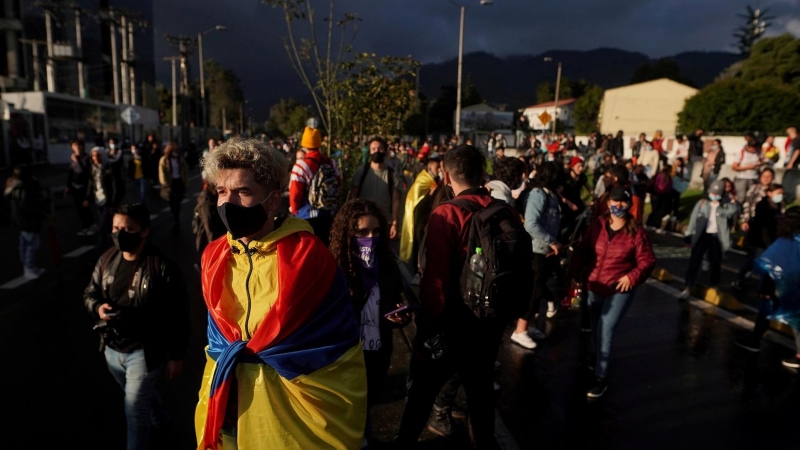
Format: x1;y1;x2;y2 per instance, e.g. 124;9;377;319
356;163;369;198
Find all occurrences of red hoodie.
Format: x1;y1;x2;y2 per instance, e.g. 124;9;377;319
569;216;655;296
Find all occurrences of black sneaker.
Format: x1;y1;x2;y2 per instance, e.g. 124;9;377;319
734;338;761;353
781;357;800;369
587;377;608;399
427;405;460;440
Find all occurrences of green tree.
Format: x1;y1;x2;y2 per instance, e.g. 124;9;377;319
262;0;359;150
738;34;800;90
204;59;245;131
631;59;693;86
536;77;573;104
426;80;483;134
573;85;604;135
339;53;420;137
266;98;312;138
678;78;800;133
733;5;774;55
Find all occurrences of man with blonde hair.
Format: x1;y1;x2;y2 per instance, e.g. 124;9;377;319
195;137;366;449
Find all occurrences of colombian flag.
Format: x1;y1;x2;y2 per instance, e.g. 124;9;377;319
400;169;436;263
196;218;367;450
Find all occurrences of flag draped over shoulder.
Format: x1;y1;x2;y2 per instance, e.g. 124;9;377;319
755;235;800;328
400;169;435;263
196;221;367;450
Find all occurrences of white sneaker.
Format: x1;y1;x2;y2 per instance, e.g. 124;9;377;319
511;332;537;349
677;288;690;300
546;301;557;318
23;267;42;280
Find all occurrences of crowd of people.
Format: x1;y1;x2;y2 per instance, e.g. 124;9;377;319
3;122;800;450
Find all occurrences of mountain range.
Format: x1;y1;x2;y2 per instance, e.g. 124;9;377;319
418;48;742;109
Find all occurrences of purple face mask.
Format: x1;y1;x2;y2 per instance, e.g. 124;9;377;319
355;236;380;291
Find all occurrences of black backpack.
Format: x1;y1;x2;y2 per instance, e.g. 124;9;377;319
448;198;534;320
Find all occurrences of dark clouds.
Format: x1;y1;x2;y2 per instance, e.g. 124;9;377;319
153;0;800;120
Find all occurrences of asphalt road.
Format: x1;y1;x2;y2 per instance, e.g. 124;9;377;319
2;165;799;450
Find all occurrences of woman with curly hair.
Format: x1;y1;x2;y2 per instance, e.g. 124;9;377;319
329;198;411;446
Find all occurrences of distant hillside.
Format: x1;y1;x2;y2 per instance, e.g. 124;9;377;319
418;48;742;109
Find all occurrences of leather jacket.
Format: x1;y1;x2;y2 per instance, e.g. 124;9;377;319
83;243;190;370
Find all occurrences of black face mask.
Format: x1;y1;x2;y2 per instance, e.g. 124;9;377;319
217;193;274;240
370;152;386;164
112;230;142;252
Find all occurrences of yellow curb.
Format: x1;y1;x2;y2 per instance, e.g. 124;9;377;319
770;320;796;336
691;286;745;312
651;267;673;282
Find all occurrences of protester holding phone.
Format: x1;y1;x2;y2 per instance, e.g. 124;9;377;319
83;204;190;450
329;198;411;446
568;186;655;398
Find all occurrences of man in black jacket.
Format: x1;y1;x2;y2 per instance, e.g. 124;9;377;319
4;164;47;279
84;203;190;450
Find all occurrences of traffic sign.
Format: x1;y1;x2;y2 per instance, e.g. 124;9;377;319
120;106;140;125
538;111;552;126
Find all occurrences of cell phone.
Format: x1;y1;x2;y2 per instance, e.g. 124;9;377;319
384;304;420;318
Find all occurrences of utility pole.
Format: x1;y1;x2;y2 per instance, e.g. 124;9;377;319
71;6;87;98
552;62;562;135
20;39;45;91
239;102;244;135
119;15;129;104
165;34;195;133
128;21;136;105
455;5;465;138
109;10;120;104
43;6;56;93
163;56;180;127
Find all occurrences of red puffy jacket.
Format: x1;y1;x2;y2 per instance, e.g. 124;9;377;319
569;216;655;296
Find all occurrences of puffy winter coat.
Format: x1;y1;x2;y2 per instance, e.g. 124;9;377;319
569;216;656;296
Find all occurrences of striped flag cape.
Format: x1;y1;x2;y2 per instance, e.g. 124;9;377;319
196;219;367;449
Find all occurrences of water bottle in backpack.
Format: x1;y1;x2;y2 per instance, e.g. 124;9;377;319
466;247;487;314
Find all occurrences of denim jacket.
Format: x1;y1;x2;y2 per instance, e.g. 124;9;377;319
524;187;562;255
685;198;740;252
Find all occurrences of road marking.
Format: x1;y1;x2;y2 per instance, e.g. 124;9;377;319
64;245;95;258
0;276;31;290
666;272;758;313
645;279;793;349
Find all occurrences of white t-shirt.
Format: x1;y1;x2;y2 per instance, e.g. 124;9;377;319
705;202;719;234
736;149;761;180
360;285;382;351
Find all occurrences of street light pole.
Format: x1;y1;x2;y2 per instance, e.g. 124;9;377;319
552;62;562;135
455;5;465;139
198;26;226;131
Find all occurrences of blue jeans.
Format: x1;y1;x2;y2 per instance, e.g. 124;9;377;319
588;290;635;379
19;231;40;270
134;178;148;204
104;348;170;450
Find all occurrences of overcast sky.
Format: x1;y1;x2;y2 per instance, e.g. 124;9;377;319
153;0;800;120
